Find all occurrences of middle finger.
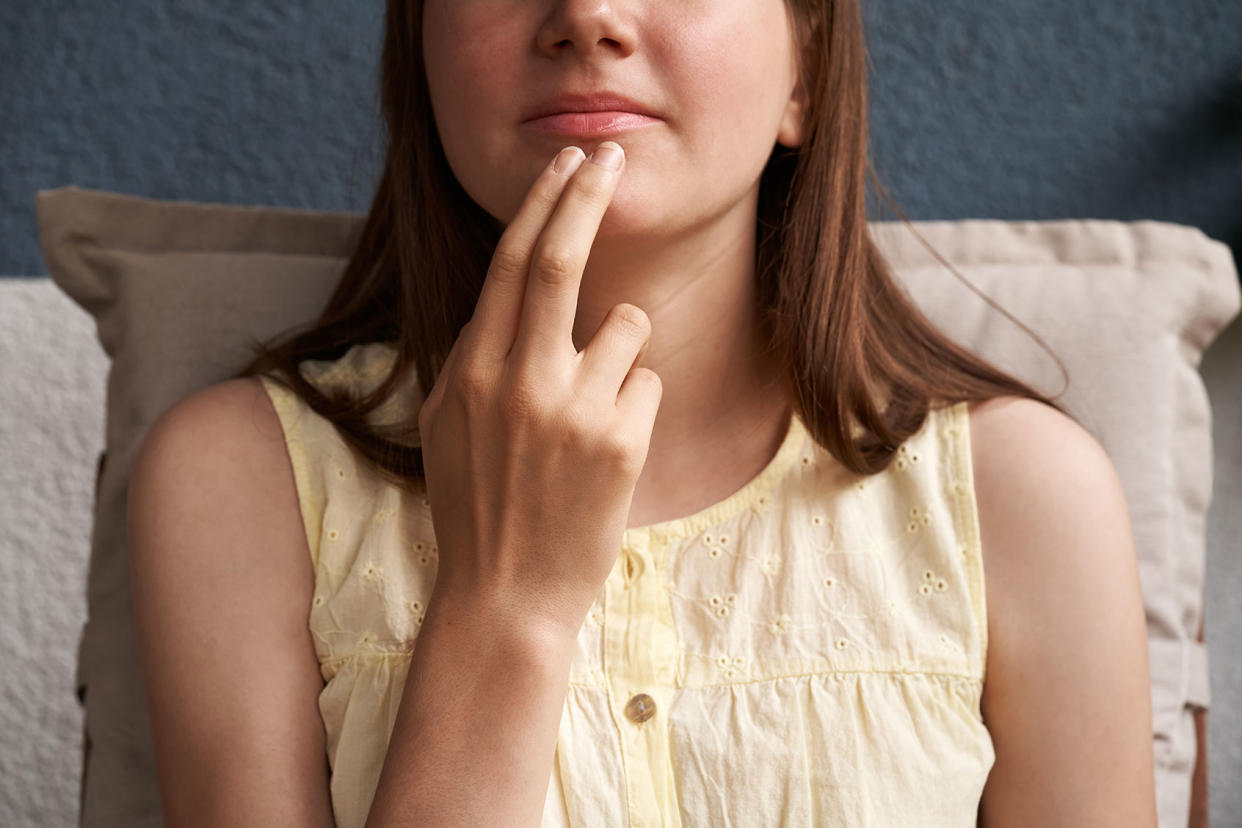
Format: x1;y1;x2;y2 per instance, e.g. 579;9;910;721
510;141;626;367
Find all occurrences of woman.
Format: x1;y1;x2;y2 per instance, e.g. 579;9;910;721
128;0;1157;825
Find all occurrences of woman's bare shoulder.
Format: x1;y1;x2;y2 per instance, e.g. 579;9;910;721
963;395;1156;825
131;375;309;565
128;375;332;824
964;394;1124;529
147;376;287;448
963;393;1132;624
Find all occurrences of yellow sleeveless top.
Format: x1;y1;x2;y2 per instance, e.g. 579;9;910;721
259;341;996;828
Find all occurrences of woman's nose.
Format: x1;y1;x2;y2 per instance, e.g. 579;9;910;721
534;0;637;60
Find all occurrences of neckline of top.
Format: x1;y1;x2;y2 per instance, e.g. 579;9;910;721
334;341;811;547
621;407;809;548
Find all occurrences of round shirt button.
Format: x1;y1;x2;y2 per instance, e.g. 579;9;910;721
624;693;656;724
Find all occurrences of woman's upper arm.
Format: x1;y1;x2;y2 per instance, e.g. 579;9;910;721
969;396;1157;828
128;377;335;828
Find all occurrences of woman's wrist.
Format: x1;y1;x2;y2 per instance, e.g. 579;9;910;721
425;583;583;665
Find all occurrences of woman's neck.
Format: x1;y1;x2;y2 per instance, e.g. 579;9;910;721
567;192;793;526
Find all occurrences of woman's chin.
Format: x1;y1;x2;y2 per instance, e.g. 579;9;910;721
592;212;672;249
592;189;680;244
482;173;681;246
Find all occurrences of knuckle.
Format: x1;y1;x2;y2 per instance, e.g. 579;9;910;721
499;373;548;420
573;172;611;202
490;246;527;278
533;247;576;284
559;403;633;467
499;391;534;423
531;183;562;213
608;303;651;338
600;429;641;470
629;367;663;398
631;366;660;385
454;360;492;402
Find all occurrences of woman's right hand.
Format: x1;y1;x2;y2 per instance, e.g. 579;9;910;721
416;141;662;639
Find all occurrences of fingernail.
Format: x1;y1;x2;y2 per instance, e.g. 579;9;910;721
591;142;624;170
553;146;586;175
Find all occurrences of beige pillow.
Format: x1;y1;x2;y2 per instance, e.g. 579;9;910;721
36;186;360;827
871;219;1238;826
37;186;1239;827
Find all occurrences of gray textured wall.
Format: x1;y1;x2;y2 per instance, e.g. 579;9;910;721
3;1;1241;826
864;2;1242;256
3;1;1240;276
3;1;386;274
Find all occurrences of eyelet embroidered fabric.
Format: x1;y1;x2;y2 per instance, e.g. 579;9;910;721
259;341;995;828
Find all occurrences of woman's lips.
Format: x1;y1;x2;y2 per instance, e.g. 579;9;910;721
521;111;662;137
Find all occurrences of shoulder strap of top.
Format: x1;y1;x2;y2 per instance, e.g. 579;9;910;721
258;373;328;572
879;400;989;677
942;400;988;668
255;341;407;572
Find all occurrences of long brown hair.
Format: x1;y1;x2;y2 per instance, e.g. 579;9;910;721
234;0;1069;492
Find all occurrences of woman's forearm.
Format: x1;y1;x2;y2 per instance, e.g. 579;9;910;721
364;591;578;828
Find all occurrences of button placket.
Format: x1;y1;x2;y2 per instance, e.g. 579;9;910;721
604;529;683;827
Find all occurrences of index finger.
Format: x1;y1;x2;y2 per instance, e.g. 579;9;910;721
510;141;625;368
466;146;587;366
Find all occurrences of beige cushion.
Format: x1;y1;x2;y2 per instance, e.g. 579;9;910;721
37;186;1239;828
871;219;1238;826
36;186;358;828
